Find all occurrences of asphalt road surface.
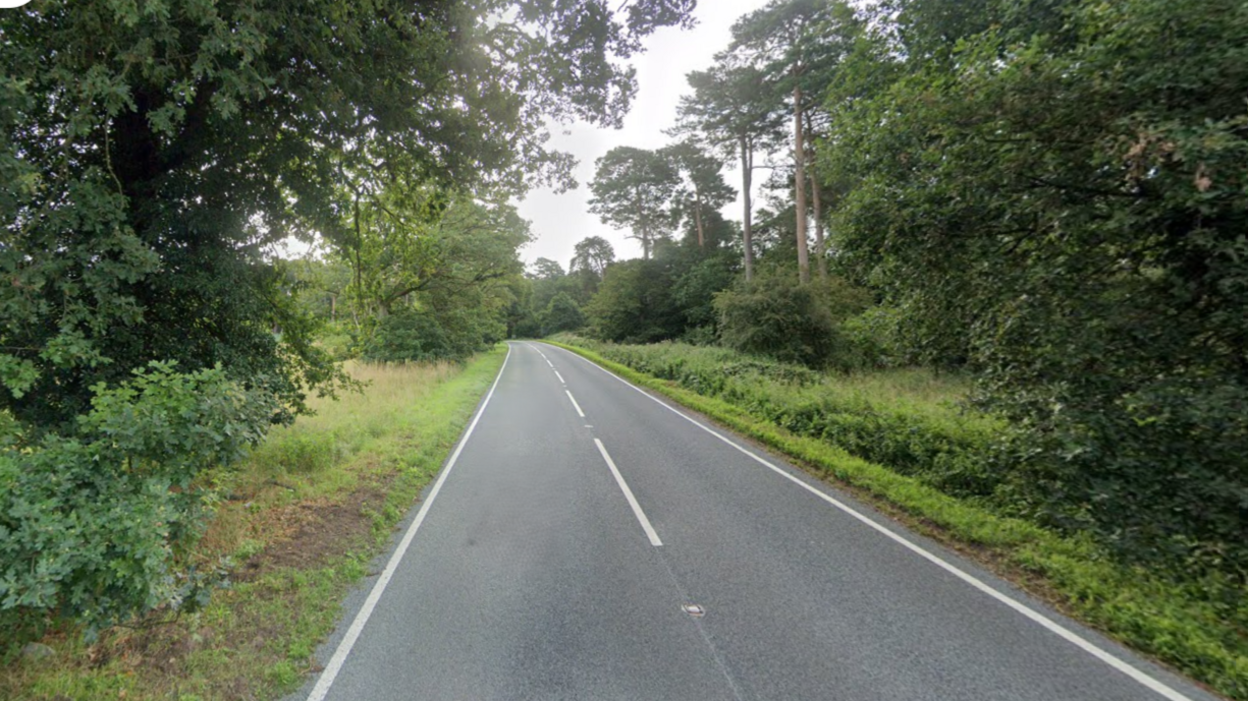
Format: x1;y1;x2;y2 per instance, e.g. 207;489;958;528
291;341;1219;701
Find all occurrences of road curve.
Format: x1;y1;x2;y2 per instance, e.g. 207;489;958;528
290;341;1219;701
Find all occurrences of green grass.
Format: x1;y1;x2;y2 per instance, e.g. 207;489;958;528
1;348;507;701
551;334;1006;499
548;337;1248;701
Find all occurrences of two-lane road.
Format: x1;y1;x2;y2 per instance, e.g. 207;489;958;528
293;342;1217;701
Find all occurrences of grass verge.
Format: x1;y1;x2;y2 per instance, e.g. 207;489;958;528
0;348;507;701
547;339;1247;701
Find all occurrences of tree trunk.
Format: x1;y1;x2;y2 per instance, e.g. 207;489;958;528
806;109;826;279
739;135;754;282
635;187;650;259
793;85;810;284
694;190;705;249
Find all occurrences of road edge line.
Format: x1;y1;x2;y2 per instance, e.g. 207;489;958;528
305;344;512;701
541;342;1197;701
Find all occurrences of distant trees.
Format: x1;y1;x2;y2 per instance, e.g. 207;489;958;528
728;0;858;283
662;142;736;250
570;236;616;278
674;64;781;280
588;146;682;259
585;259;682;343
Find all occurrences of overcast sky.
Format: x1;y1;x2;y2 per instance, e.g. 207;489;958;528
514;0;773;270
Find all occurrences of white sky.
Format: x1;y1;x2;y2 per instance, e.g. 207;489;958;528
514;0;773;269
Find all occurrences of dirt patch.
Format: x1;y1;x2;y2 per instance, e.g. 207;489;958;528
81;476;397;701
236;482;391;580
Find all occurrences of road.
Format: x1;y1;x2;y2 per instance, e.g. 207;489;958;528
292;341;1218;701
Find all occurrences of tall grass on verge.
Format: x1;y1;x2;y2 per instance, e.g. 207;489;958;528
551;334;1005;500
1;350;506;701
547;336;1248;701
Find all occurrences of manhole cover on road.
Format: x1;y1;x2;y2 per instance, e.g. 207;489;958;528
682;604;706;618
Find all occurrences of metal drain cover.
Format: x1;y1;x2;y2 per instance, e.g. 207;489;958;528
682;604;706;618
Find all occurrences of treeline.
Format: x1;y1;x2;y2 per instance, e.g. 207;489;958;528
0;0;698;640
289;194;529;364
554;0;1248;583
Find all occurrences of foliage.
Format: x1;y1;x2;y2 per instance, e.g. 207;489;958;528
336;192;529;358
569;236;616;278
728;0;860;282
360;310;454;363
661;141;736;249
553;333;998;495
0;0;695;638
587;146;682;259
671;252;738;331
714;271;870;368
1;352;506;700
673;61;783;279
541;292;585;335
824;0;1248;576
0;0;695;423
0;363;275;640
584;259;682;343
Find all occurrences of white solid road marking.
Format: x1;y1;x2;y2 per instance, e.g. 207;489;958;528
543;343;1200;701
554;370;566;384
594;438;663;547
565;390;586;418
305;346;512;701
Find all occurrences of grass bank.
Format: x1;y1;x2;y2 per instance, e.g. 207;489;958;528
548;336;1246;700
1;348;506;701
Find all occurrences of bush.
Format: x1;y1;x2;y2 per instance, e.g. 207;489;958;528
360;309;453;363
714;273;871;369
0;363;275;640
585;259;682;343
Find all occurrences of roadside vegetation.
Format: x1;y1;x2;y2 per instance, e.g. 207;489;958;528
3;0;1245;698
0;352;505;701
550;336;1247;699
2;0;694;683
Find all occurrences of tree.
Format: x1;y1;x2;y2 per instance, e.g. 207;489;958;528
729;0;859;283
0;0;696;632
588;146;681;259
825;0;1248;575
674;62;783;280
569;235;616;278
661;141;736;249
529;257;567;282
0;0;696;433
541;292;586;335
585;259;682;343
715;270;870;368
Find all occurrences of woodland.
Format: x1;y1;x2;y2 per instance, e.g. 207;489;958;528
1;0;1245;689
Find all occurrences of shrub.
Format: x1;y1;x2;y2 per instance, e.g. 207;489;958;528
714;273;871;369
360;309;453;363
0;363;275;641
